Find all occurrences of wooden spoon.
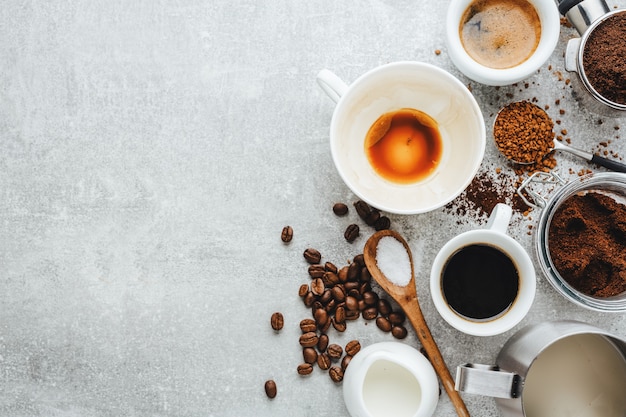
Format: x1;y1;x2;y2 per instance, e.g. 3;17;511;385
364;229;471;417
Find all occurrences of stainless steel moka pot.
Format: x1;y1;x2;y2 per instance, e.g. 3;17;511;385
559;0;626;116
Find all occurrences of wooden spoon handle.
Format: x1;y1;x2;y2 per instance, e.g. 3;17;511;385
404;302;471;417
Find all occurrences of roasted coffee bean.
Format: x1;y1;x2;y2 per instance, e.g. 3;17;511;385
358;299;367;311
317;333;329;352
325;299;337;313
344;281;359;293
392;325;408;339
335;305;346;324
270;312;284;331
345;310;360;320
345;340;361;356
347;288;360;298
362;307;378;320
314;308;328;328
347;262;360;281
299;332;319;348
264;379;277;399
345;296;359;311
344;224;360;243
323;271;340;286
320;318;331;333
311;278;325;296
298;284;309;298
303;347;318;364
303;291;315;307
331;318;347;332
353;254;365;266
319;289;333;305
333;202;349;216
303;248;321;264
328;344;343;360
374;216;391;231
325;262;338;274
317;352;331;370
297;363;313;376
359;282;372;295
300;318;317;333
331;285;346;302
360;267;371;283
365;209;380;226
362;291;379;306
354;200;371;220
329;366;344;383
338;266;349;283
376;316;392;332
378;299;392;316
388;311;406;325
281;226;293;243
308;264;325;278
341;355;352;370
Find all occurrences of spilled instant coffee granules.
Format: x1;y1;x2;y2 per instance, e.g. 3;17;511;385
445;170;531;221
548;191;626;297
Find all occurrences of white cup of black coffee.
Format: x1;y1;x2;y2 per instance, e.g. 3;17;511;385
430;203;536;336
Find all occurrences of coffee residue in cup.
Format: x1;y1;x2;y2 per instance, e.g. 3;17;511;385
365;108;442;184
460;0;541;69
583;11;626;105
548;191;626;297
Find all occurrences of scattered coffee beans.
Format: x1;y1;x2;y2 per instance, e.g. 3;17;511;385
264;379;277;399
317;334;329;352
281;226;293;243
341;355;352;370
332;202;349;216
344;224;360;243
317;352;331;370
297;363;313;376
300;318;317;333
303;248;321;264
270;312;284;331
329;366;344;383
345;340;361;356
303;347;318;364
299;332;319;348
327;344;343;360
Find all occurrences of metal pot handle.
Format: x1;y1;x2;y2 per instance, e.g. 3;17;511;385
455;364;522;399
516;171;566;209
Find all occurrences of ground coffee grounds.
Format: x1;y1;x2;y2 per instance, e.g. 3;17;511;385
548;191;626;297
583;11;626;105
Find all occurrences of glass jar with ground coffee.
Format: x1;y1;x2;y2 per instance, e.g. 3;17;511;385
521;172;626;311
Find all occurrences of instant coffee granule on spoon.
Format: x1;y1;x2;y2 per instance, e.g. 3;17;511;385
494;100;555;165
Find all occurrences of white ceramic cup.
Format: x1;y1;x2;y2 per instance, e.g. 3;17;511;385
446;0;560;86
343;342;439;417
316;61;485;215
430;203;536;336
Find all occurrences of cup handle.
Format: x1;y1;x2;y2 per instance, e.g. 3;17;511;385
455;364;522;399
565;38;581;73
485;203;512;234
316;69;348;104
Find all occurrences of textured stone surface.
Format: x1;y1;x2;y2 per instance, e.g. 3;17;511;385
1;1;625;416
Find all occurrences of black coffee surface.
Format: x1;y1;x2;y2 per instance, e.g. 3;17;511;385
442;244;519;320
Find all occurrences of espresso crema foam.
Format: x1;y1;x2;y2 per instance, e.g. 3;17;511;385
460;0;541;69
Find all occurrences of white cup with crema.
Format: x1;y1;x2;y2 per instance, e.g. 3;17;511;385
446;0;560;86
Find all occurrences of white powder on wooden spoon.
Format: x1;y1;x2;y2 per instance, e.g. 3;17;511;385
376;236;412;286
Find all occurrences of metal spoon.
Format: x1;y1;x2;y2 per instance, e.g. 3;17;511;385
363;230;471;417
494;102;626;172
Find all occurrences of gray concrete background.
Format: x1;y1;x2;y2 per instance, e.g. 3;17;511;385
1;1;625;416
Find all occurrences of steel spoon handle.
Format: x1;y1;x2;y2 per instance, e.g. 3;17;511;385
590;154;626;173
